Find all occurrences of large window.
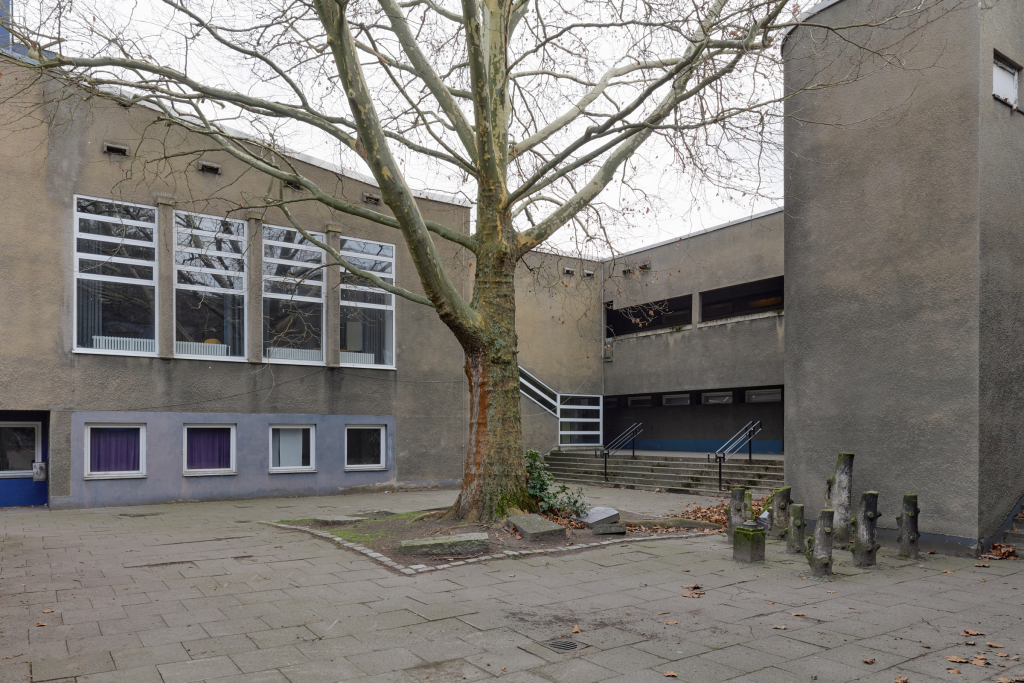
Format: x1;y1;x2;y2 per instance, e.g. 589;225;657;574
270;425;315;472
183;425;236;476
262;226;325;363
85;425;146;479
174;212;246;359
74;197;159;355
605;294;692;337
345;426;386;470
700;276;783;323
338;237;395;367
0;423;41;478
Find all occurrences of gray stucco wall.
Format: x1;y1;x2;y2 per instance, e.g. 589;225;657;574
784;0;983;539
978;1;1024;536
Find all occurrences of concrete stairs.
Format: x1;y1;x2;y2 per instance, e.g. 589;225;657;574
545;450;785;497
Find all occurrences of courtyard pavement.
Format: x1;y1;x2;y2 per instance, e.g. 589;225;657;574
1;487;1023;683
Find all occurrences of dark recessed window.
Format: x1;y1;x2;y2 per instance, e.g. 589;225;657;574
627;396;652;407
663;394;691;406
746;389;782;403
702;392;733;405
604;397;618;409
346;426;385;470
605;294;692;337
700;276;783;323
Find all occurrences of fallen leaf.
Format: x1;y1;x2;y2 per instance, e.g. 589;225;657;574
664;673;678;678
987;543;1017;560
772;625;786;630
509;575;515;577
946;656;968;663
502;668;507;672
998;653;1009;658
1011;655;1020;660
981;579;987;582
895;676;909;683
962;629;985;636
947;668;961;674
942;570;953;574
42;610;53;614
791;613;807;617
34;622;46;627
988;643;1005;648
971;659;988;667
682;592;703;599
827;590;836;594
863;658;874;664
976;564;990;568
683;584;702;590
765;601;774;604
967;641;976;645
926;550;936;554
572;625;581;634
659;612;671;615
664;621;678;625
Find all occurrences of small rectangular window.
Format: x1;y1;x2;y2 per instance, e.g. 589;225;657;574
663;394;691;406
198;161;221;175
339;237;396;367
85;425;146;478
346;426;386;470
263;225;325;364
702;392;733;405
746;389;782;403
183;425;236;475
563;267;575;276
0;423;42;477
994;56;1018;104
627;396;652;407
270;425;315;472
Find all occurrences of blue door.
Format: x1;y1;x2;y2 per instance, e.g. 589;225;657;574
0;412;48;507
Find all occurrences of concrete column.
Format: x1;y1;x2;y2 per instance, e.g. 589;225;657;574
246;211;264;364
154;195;176;359
324;224;342;367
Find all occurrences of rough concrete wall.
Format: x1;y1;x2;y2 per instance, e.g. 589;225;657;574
784;0;981;540
521;397;559;454
978;0;1024;537
0;72;470;502
602;212;784;396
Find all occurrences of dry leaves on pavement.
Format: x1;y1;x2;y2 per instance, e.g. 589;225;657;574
946;656;968;663
988;642;1004;648
962;629;985;636
572;625;581;633
664;673;678;678
895;676;909;683
983;543;1016;560
863;658;875;664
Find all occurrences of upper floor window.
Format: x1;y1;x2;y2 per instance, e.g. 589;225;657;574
338;237;396;368
605;294;692;338
700;276;783;323
173;212;247;359
74;196;159;355
994;55;1018;105
262;226;325;363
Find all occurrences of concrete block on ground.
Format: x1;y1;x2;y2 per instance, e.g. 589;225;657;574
733;522;766;563
592;523;626;535
400;532;489;556
508;514;566;542
573;507;620;527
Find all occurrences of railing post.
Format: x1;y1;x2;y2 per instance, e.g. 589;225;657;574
604;449;608;482
748;429;753;463
718;455;723;491
632;435;635;458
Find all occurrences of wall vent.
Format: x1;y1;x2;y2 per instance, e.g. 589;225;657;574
363;192;382;205
198;161;221;175
284;180;303;192
102;142;129;157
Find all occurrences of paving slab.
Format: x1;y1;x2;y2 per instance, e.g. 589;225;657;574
508;514;566;542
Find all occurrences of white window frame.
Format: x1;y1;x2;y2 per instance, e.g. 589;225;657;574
173;211;248;362
268;424;316;473
84;424;147;480
746;389;782;403
344;425;387;471
338;236;397;370
262;225;327;366
663;394;691;406
0;422;42;479
182;424;237;476
994;57;1018;105
702;391;734;405
73;195;159;358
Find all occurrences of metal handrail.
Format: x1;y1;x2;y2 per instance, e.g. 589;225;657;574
602;423;643;480
707;420;762;491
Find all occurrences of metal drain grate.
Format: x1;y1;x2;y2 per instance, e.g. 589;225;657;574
541;639;584;653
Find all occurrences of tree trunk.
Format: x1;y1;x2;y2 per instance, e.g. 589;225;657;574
727;487;747;545
769;486;791;540
787;503;806;554
826;452;855;544
896;494;920;559
446;215;533;522
805;508;834;577
852;491;880;567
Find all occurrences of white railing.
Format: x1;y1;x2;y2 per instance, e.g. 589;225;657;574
93;336;156;353
518;365;603;449
339;351;375;365
268;347;323;362
175;341;230;356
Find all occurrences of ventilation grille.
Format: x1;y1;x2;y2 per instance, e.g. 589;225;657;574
541;639;583;653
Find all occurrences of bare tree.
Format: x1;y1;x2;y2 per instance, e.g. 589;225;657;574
1;0;951;520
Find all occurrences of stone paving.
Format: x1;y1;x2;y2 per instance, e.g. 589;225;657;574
1;487;1023;683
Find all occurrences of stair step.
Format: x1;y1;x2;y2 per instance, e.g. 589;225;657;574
545;463;785;477
552;476;775;497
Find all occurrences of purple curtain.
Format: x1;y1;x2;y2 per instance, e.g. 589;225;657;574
90;428;140;472
187;428;232;469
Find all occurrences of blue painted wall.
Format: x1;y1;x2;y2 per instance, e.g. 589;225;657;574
54;411;396;509
0;410;49;507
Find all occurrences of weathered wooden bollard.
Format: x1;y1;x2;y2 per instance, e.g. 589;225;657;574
787;503;806;554
826;453;855;544
734;520;766;563
727;487;747;545
805;509;834;576
769;486;791;539
852;491;880;567
896;494;920;559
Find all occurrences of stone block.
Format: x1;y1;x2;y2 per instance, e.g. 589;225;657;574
508;514;566;542
733;522;766;563
591;523;626;535
400;533;489;556
573;507;620;527
1003;529;1024;545
311;515;365;525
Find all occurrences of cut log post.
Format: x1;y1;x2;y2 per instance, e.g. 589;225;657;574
727;487;747;545
805;509;834;576
787;503;806;554
744;490;753;520
852;491;880;567
896;494;920;559
826;453;855;544
769;486;792;539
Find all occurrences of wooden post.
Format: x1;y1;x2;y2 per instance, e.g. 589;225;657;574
769;486;792;539
896;494;920;559
787;503;806;554
852;491;880;567
744;490;753;521
727;487;747;545
826;453;855;544
805;509;834;577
